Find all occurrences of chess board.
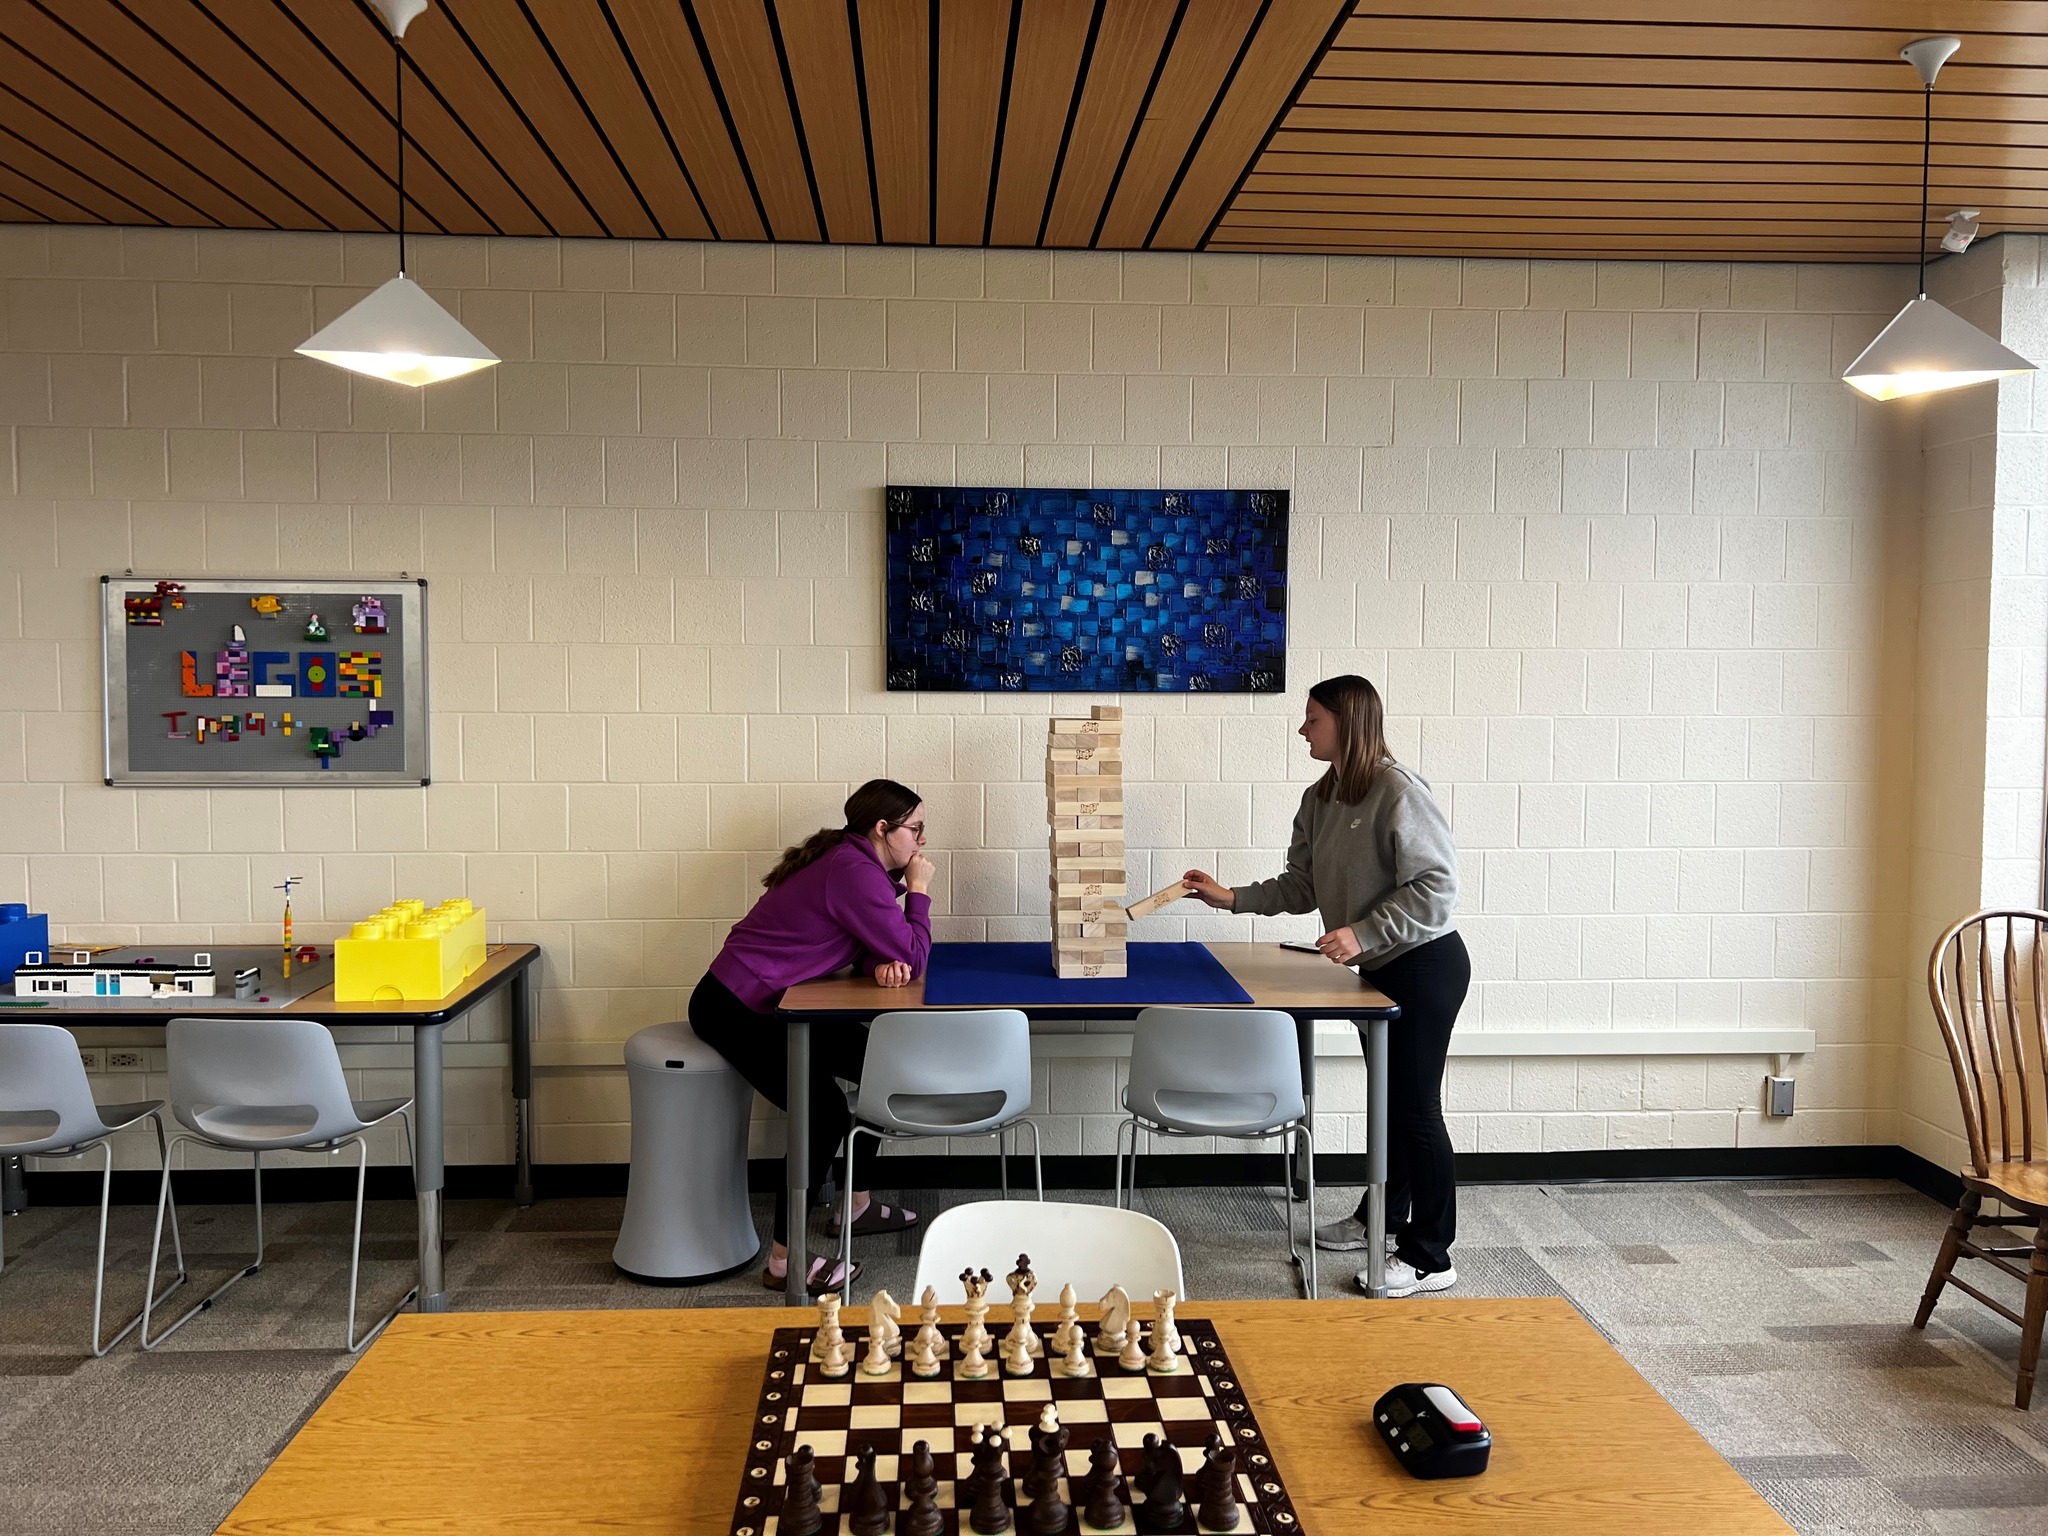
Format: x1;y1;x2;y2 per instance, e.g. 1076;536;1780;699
729;1319;1303;1536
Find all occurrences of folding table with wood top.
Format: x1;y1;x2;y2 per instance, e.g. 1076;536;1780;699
778;942;1400;1305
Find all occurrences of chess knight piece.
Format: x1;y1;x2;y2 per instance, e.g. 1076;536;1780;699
1136;1434;1187;1531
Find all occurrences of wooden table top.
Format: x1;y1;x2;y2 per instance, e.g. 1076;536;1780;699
784;941;1396;1016
217;1299;1788;1536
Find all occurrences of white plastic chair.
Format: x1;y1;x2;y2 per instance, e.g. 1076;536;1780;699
0;1023;187;1354
143;1017;417;1352
1116;1006;1316;1298
913;1199;1184;1302
838;1009;1042;1280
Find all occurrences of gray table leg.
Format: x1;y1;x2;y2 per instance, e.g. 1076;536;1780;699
1363;1014;1389;1298
511;964;534;1207
414;1021;448;1313
1291;1017;1315;1202
2;1154;24;1216
785;1016;810;1308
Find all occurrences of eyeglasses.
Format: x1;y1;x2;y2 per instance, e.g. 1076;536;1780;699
891;821;927;840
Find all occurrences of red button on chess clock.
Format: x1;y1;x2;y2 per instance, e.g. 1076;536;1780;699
1372;1381;1492;1478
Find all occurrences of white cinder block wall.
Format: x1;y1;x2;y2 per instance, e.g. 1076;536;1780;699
1901;235;2048;1172
0;224;1938;1172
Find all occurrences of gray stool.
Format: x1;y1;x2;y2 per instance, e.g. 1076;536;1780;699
613;1021;759;1284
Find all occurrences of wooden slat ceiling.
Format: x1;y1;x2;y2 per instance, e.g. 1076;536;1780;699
1;0;2043;261
0;0;1347;251
1219;0;2048;260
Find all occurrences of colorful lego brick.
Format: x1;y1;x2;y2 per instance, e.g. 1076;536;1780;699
307;725;341;766
124;580;186;625
333;898;486;1002
163;711;187;738
299;651;336;697
352;595;387;635
214;624;252;698
367;708;395;736
304;613;329;641
252;651;294;696
180;650;214;697
281;712;294;737
337;650;383;699
249;593;284;619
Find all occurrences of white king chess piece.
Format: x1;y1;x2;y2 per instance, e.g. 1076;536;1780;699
1006;1252;1044;1358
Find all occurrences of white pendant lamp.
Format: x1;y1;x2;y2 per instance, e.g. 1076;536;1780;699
1843;37;2033;401
296;0;496;387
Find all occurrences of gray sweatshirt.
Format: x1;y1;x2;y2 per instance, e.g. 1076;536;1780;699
1230;763;1459;968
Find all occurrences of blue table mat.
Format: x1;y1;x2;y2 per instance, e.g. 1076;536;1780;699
920;942;1253;1007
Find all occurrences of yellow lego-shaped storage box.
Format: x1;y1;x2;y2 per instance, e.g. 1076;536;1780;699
333;898;487;1002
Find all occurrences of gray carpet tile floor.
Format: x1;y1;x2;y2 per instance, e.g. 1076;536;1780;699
2;1177;2044;1536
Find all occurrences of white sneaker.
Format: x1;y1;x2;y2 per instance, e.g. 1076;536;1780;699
1314;1216;1368;1251
1315;1216;1401;1256
1362;1257;1456;1298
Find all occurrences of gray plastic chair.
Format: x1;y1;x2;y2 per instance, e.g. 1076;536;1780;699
0;1023;187;1354
1115;1006;1317;1298
838;1009;1042;1280
143;1017;417;1352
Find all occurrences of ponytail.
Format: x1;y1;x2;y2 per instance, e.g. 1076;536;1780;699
762;778;922;888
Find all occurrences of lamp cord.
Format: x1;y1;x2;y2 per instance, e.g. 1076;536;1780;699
393;37;405;278
1918;80;1931;299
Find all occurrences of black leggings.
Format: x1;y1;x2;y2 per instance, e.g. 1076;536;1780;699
1356;930;1469;1274
688;972;869;1247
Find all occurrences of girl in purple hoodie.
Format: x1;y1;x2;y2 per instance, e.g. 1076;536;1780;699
691;778;934;1295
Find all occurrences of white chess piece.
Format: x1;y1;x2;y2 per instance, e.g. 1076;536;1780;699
818;1333;853;1378
1146;1312;1180;1375
1153;1288;1181;1355
1006;1255;1044;1357
915;1284;949;1359
962;1272;993;1358
960;1325;991;1379
861;1325;893;1376
811;1292;844;1364
1003;1330;1034;1376
1058;1324;1094;1379
869;1288;902;1358
907;1330;943;1379
1050;1282;1080;1354
1118;1319;1147;1373
1038;1402;1061;1436
1096;1285;1132;1355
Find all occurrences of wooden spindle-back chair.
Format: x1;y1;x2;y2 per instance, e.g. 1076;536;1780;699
1914;908;2048;1408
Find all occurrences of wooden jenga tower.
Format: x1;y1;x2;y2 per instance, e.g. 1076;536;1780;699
1047;706;1127;978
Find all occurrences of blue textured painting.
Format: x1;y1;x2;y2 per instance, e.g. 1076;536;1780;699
885;486;1288;693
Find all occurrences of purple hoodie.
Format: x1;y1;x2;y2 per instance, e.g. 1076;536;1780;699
708;834;933;1013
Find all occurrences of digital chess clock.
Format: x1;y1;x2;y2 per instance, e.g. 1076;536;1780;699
1372;1381;1492;1478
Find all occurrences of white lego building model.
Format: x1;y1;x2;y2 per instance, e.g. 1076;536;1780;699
12;950;217;999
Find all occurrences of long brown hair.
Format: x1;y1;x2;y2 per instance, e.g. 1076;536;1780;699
762;778;922;888
1309;674;1396;806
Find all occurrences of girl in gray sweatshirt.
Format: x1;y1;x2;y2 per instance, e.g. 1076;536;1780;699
1185;675;1470;1297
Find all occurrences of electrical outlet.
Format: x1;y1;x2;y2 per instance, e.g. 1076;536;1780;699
77;1047;106;1073
106;1049;145;1071
1765;1075;1796;1117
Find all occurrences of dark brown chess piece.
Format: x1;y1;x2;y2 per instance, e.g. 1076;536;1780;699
1079;1437;1126;1531
1027;1415;1071;1534
846;1443;893;1536
1192;1433;1240;1532
1136;1435;1187;1531
781;1444;823;1536
898;1439;941;1536
968;1423;1013;1535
